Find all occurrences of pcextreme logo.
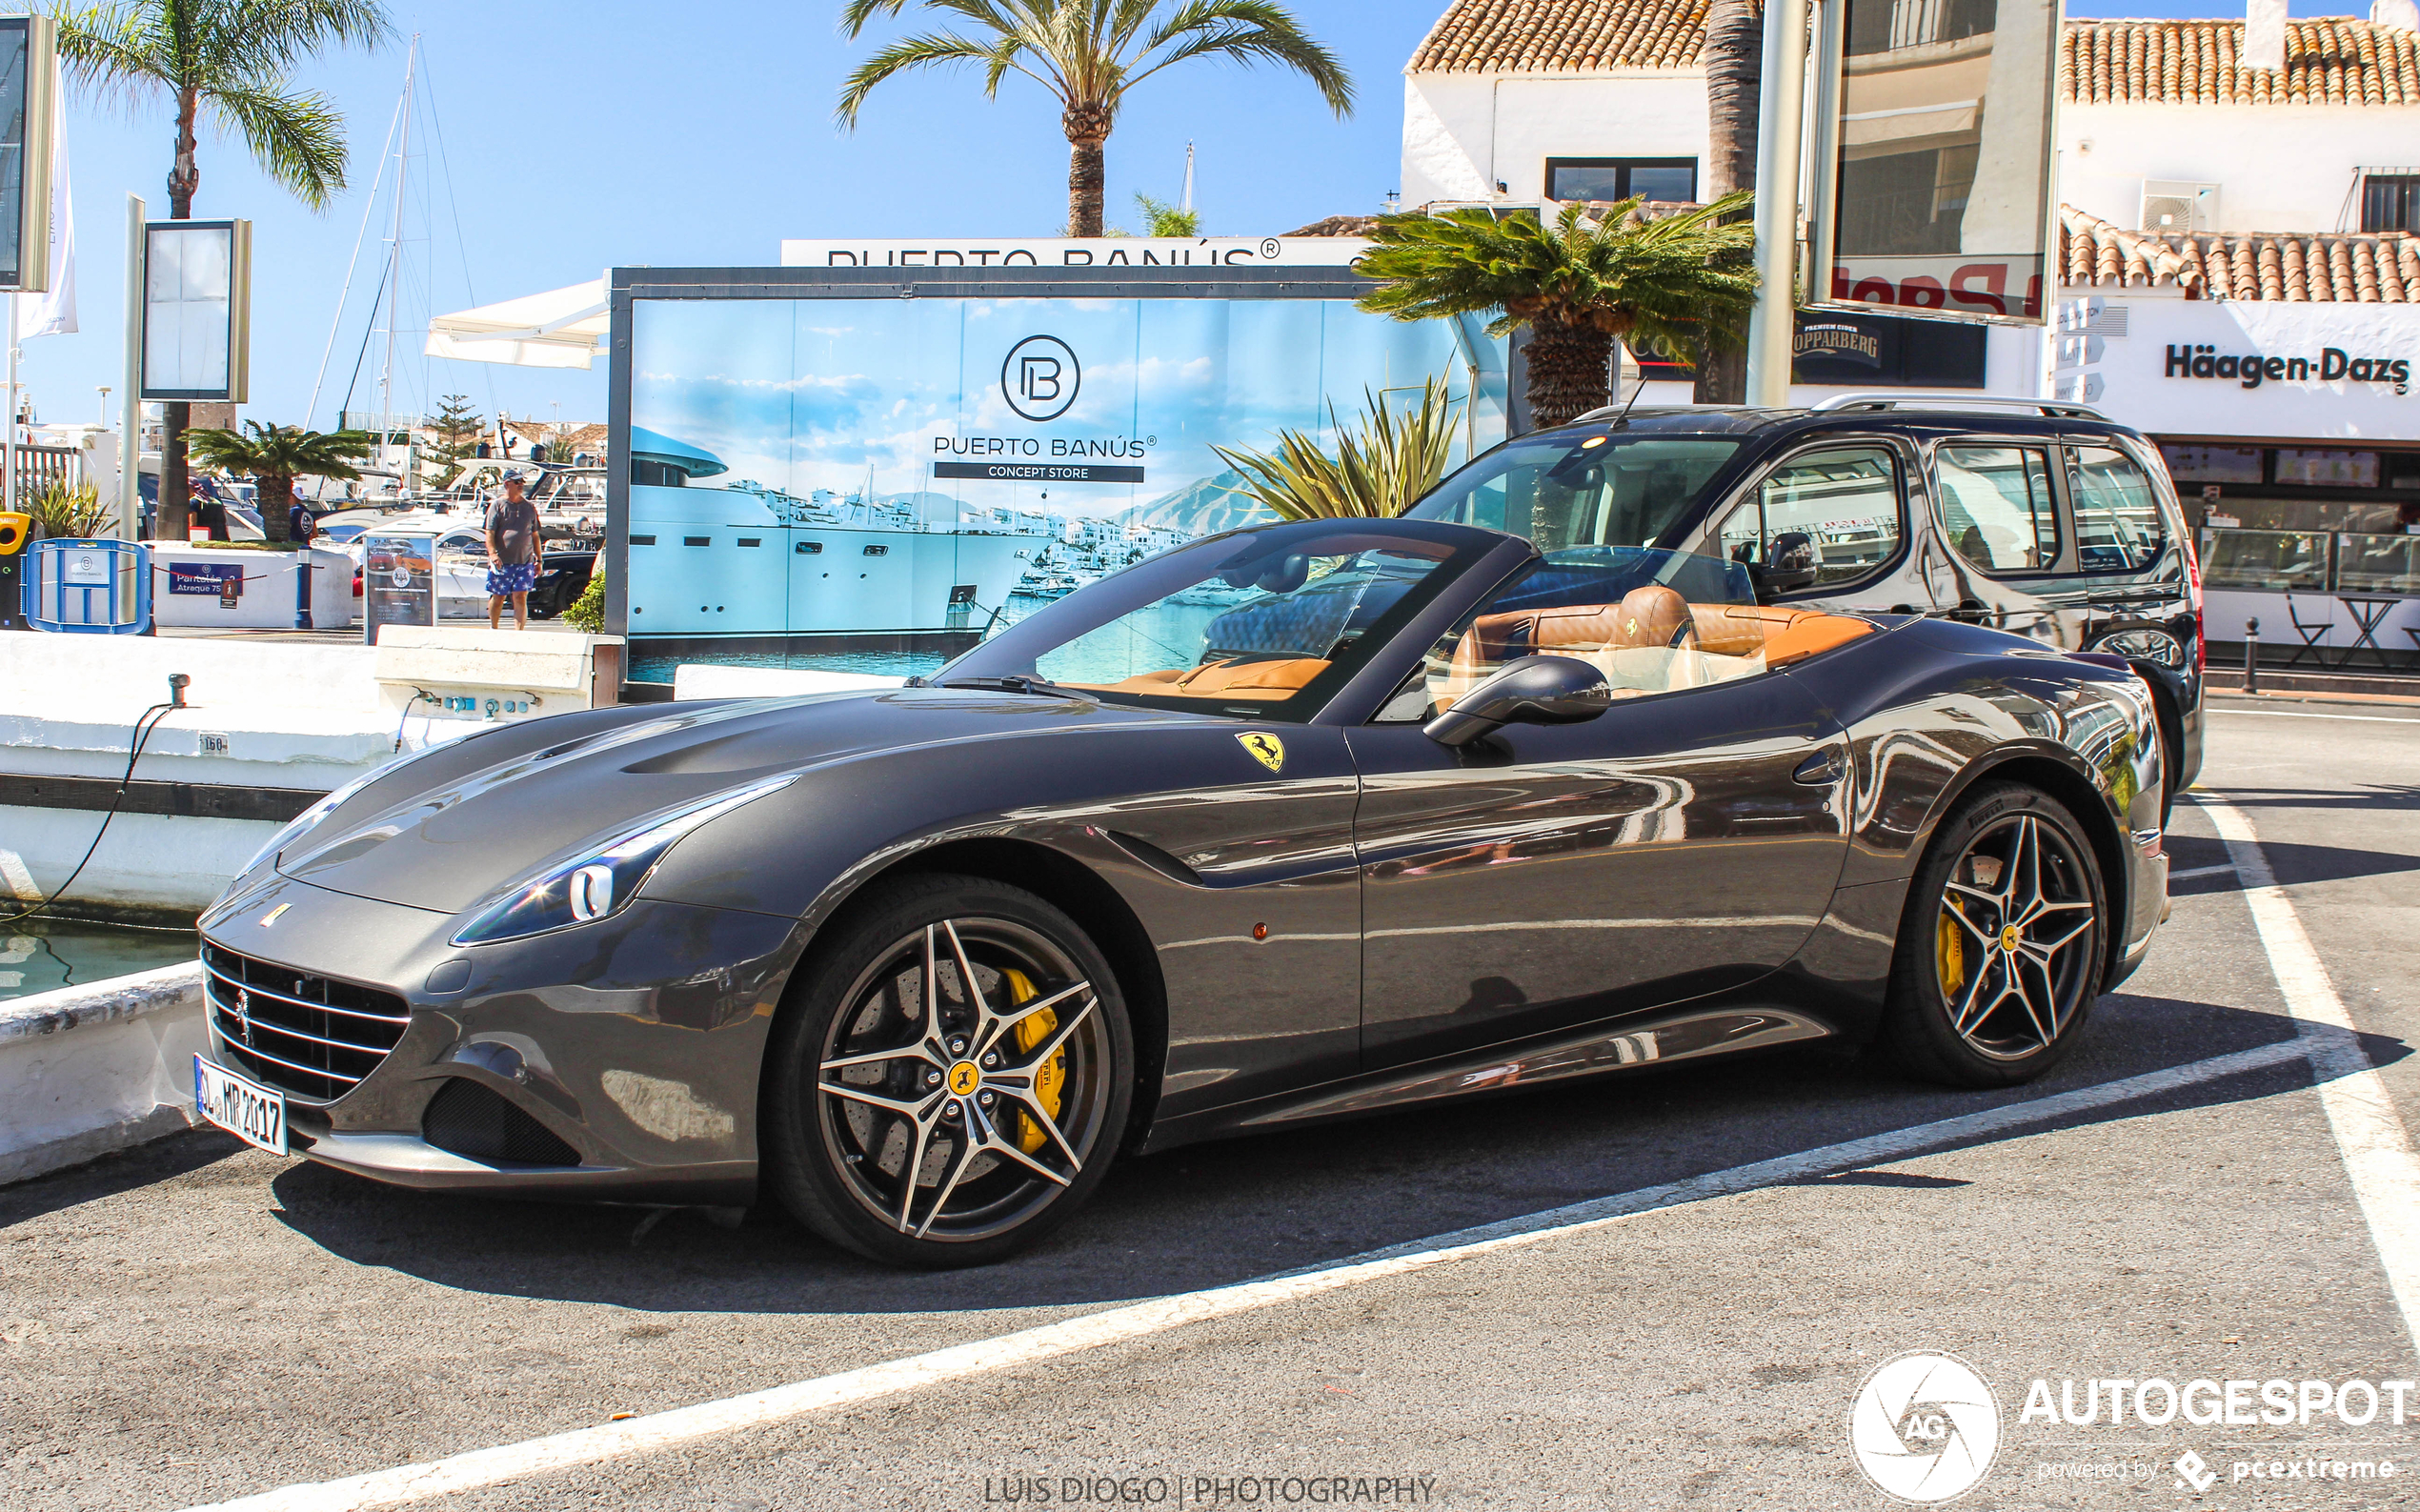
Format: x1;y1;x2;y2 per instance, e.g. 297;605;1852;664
1848;1351;2003;1503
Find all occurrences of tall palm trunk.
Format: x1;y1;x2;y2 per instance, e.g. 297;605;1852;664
1523;310;1617;432
257;472;293;543
157;84;201;542
1062;104;1111;236
1694;0;1763;405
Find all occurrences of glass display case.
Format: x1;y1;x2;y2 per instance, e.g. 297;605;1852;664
2200;529;2332;592
2334;533;2420;596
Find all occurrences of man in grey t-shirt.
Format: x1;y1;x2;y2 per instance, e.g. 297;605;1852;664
485;475;542;629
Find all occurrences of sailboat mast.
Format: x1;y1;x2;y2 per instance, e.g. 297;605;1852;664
377;37;418;469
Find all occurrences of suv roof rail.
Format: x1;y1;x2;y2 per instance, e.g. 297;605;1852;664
1808;392;2110;421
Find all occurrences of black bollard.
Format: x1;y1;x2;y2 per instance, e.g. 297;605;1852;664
2245;616;2260;695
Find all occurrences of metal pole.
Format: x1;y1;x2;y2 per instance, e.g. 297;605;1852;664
2244;617;2260;695
121;193;144;539
377;39;415;485
1744;0;1811;409
5;292;16;522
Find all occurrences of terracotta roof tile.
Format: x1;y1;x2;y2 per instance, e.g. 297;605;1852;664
1408;0;2420;104
2053;17;2418;104
1408;0;1720;73
2058;204;2420;301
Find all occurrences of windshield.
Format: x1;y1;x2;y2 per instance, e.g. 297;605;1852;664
1408;432;1744;551
932;519;1502;721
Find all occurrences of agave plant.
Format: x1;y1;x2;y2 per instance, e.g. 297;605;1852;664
1210;375;1463;522
25;479;113;540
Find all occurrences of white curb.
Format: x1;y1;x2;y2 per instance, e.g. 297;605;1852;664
0;959;208;1186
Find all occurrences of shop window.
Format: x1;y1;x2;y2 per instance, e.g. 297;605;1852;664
2067;447;2169;573
2362;175;2420;234
1716;447;1905;589
1544;158;1698;205
1936;445;2058;573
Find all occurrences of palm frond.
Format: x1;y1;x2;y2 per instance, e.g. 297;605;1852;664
205;78;347;208
1129;0;1350;113
199;0;389;80
48;3;173;108
837;29;1050;127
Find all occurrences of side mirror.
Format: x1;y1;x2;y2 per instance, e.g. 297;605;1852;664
1424;655;1614;747
1749;531;1818;600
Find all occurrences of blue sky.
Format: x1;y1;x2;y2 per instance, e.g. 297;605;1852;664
15;0;2348;435
20;0;1434;433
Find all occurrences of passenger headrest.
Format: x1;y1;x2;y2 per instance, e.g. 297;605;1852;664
1615;586;1691;649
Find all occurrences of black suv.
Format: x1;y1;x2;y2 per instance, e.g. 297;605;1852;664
1406;394;2204;803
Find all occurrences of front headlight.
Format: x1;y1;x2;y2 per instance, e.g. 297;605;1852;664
450;776;797;946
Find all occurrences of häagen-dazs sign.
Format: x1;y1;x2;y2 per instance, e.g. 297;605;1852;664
2164;343;2411;393
2055;297;2420;438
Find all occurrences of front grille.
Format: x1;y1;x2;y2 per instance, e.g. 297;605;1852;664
202;942;412;1102
421;1079;580;1166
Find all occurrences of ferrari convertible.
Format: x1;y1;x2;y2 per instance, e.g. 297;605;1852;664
195;511;2168;1267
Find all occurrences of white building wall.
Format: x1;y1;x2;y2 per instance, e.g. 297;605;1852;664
1402;71;1713;208
2058;103;2420;232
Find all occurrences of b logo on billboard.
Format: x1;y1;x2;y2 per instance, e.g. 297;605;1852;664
1002;334;1080;421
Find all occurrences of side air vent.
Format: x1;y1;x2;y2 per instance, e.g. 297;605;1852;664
421;1079;580;1166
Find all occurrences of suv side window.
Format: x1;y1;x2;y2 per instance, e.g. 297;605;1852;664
2068;445;2169;573
1714;446;1904;590
1936;444;2059;573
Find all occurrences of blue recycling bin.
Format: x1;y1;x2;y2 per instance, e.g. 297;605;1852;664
24;538;151;635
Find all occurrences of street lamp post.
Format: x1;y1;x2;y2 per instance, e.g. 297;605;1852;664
1743;0;1814;409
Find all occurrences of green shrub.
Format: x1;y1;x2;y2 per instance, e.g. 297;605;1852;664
563;559;606;634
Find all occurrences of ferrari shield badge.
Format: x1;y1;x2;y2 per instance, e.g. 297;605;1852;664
1237;732;1286;774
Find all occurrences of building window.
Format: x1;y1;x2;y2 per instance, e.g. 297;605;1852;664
1544;158;1699;206
2361;175;2420;233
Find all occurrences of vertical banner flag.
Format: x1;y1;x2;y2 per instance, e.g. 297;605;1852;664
14;47;69;339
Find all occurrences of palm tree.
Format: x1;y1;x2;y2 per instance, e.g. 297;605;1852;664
1694;0;1764;404
1211;376;1462;521
187;420;373;543
47;0;390;541
837;0;1352;238
1356;197;1759;433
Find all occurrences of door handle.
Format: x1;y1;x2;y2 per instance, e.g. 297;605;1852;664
1793;750;1845;786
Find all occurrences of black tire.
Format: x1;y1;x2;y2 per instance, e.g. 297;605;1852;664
1879;780;2108;1088
761;874;1133;1268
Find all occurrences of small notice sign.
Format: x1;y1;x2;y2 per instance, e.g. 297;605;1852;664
362;534;436;645
169;561;244;600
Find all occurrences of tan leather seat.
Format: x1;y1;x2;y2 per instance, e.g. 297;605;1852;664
1080;656;1330;700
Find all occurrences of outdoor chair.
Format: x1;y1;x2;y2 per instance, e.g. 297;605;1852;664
2280;591;2335;670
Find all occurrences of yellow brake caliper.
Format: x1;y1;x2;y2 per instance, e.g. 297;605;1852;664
1937;910;1966;996
1000;969;1065;1154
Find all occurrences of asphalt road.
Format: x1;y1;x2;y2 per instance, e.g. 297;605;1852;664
3;693;2416;1512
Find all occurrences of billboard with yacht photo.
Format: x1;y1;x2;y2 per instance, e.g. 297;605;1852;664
622;292;1502;683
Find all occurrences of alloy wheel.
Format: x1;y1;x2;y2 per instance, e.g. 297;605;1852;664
1934;813;2100;1059
815;917;1108;1242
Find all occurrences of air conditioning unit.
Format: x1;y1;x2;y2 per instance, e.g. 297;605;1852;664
2140;181;2220;234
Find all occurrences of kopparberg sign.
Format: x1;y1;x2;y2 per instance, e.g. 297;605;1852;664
780;237;1366;269
2067;296;2420;439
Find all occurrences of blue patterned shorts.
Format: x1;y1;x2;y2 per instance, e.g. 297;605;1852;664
486;561;538;595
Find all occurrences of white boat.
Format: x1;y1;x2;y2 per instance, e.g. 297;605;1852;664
625;432;1051;640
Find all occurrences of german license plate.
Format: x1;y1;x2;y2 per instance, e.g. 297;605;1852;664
194;1055;288;1155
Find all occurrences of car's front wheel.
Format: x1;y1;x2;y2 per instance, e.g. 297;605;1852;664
1879;780;2107;1087
761;875;1132;1268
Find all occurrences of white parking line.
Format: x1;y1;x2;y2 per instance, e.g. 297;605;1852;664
2200;794;2420;1359
2165;864;2237;882
184;1038;2309;1512
2208;708;2420;724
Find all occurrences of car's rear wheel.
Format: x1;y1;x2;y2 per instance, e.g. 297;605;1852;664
1879;781;2107;1087
761;875;1131;1268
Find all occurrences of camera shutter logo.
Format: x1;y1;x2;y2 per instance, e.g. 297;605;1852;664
1001;335;1080;421
1846;1351;2002;1503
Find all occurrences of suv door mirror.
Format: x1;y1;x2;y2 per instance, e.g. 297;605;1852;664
1424;655;1614;747
1746;530;1819;599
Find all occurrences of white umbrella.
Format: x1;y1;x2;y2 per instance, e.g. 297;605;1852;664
424;278;607;370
